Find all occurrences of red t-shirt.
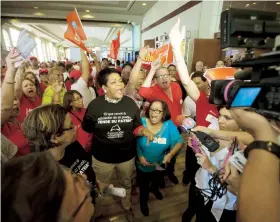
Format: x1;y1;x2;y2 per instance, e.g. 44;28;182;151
65;79;72;91
40;82;47;92
195;90;219;127
2;122;30;156
69;109;92;152
17;95;42;123
138;82;183;125
97;88;105;96
116;66;122;73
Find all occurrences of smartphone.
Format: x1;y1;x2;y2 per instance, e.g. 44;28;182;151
189;133;201;154
194;131;219;152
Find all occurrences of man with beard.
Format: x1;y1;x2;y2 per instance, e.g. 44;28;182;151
138;60;183;185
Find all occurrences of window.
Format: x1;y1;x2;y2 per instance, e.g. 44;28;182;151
35;38;44;61
9;28;20;47
2;29;11;51
41;42;48;62
49;43;57;61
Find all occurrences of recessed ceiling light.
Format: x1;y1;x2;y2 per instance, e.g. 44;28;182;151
276;2;280;4
253;2;256;4
142;3;147;6
245;4;250;7
83;14;95;18
33;6;39;9
229;4;232;7
34;12;45;16
86;10;90;12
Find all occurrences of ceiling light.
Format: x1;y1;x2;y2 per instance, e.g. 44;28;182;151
82;14;95;18
276;2;280;4
245;4;250;7
33;6;39;9
253;2;256;4
142;3;147;6
86;10;90;12
33;12;45;16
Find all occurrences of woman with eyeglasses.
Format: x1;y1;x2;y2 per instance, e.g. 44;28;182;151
22;104;98;208
2;151;95;222
136;100;183;216
63;90;92;152
82;68;154;221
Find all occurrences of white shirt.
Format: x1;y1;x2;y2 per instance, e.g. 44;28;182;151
71;78;96;108
63;72;69;81
182;96;196;118
195;145;237;221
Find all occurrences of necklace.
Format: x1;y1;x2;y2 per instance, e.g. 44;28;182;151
105;95;121;104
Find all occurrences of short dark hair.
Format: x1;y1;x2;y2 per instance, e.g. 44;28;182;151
167;64;176;69
66;64;73;73
122;63;133;70
58;62;65;69
191;71;206;82
22;104;68;151
97;68;121;87
1;151;66;222
146;100;171;122
116;60;121;66
63;90;83;112
102;58;109;62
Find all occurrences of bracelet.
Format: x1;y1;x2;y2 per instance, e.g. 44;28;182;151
4;81;15;84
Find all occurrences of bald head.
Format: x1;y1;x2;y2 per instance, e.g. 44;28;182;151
195;61;204;72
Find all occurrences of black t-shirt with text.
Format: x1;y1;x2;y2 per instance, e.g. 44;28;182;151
82;96;142;163
59;141;96;186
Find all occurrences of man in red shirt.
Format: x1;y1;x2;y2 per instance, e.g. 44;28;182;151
138;60;183;185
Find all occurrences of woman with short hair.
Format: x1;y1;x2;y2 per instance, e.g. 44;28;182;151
22;105;96;199
136;100;183;216
82;68;154;222
2;151;95;222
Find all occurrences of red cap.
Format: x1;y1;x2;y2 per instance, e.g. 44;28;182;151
30;56;38;61
39;68;48;74
69;70;82;80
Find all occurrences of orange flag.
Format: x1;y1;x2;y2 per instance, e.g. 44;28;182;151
109;30;120;60
144;43;173;66
64;9;88;51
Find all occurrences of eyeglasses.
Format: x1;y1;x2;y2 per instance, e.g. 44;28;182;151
150;108;163;114
156;74;170;79
61;125;75;133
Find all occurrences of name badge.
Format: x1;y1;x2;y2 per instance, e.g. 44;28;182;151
157;138;167;144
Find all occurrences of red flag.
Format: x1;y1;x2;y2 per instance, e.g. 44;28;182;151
109;30;120;60
64;24;88;52
64;9;88;51
66;8;87;40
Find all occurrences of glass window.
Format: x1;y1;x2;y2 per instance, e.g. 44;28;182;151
9;28;20;47
2;29;11;51
35;38;44;62
41;42;47;62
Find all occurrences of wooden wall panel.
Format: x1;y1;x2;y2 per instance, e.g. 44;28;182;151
191;39;221;72
144;39;155;49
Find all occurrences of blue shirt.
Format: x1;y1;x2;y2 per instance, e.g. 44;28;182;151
137;117;183;172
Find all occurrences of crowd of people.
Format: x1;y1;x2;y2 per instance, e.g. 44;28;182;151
1;19;280;222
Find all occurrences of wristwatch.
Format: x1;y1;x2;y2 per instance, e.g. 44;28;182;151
244;141;280;159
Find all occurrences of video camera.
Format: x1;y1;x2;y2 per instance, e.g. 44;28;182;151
209;9;280;120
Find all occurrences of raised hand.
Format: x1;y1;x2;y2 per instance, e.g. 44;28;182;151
89;52;98;61
5;49;24;71
169;18;186;51
139;45;149;61
51;80;63;93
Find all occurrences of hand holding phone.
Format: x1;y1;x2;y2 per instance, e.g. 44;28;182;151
189;132;202;154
